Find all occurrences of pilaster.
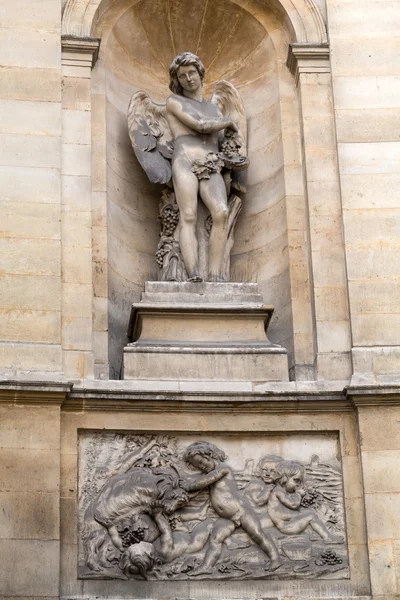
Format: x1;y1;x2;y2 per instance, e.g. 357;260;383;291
0;381;70;600
287;43;352;381
349;384;400;598
61;36;100;379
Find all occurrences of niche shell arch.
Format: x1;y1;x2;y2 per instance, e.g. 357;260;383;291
62;0;327;44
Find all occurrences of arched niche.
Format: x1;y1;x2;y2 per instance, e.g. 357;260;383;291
63;0;327;44
62;0;327;379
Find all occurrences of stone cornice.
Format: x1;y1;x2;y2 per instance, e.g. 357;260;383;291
287;42;330;85
1;379;399;410
61;35;100;70
0;379;349;412
0;380;72;406
65;388;350;413
347;383;400;408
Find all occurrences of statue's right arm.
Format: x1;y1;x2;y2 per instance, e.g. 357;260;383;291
183;467;230;492
166;96;237;134
153;511;174;558
275;488;302;510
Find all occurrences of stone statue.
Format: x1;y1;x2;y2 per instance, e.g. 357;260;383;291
79;432;349;581
128;52;249;282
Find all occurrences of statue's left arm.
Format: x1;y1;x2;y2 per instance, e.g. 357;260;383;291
182;467;230;492
166;96;237;135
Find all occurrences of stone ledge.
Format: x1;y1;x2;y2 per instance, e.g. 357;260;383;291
61;35;100;71
287;42;330;85
1;377;400;410
348;382;400;407
0;379;71;405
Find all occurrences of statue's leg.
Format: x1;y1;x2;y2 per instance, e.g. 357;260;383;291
199;174;229;281
172;165;201;280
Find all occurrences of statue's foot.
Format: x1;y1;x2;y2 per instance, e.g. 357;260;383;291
265;558;282;572
188;566;213;576
208;273;226;283
324;534;344;545
187;276;203;282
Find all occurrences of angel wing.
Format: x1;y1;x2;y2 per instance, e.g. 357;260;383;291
211;80;247;150
127;91;174;185
211;80;248;193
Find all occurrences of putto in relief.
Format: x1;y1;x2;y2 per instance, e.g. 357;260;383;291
128;52;249;283
78;433;349;581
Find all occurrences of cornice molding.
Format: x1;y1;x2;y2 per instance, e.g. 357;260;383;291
287;42;330;85
0;380;72;406
61;35;100;70
1;380;399;411
64;388;350;413
347;383;400;408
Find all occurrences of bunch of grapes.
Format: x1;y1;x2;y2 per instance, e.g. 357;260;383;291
180;563;194;574
120;527;145;548
155;245;169;267
316;549;343;566
168;517;180;531
161;205;179;237
301;488;319;507
218;564;231;573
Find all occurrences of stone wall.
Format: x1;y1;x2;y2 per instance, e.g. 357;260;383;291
327;0;400;382
0;0;63;374
1;0;400;599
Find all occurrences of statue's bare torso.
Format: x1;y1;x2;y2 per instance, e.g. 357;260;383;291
165;90;232;281
166;94;221;163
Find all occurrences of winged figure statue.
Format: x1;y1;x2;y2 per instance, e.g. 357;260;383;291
127;52;249;282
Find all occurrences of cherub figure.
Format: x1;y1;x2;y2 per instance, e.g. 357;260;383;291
180;441;281;575
245;455;282;507
119;514;215;579
244;455;282;530
267;460;344;544
128;52;249;282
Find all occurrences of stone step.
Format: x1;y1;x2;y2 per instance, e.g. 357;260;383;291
141;292;264;305
143;281;264;304
144;281;261;295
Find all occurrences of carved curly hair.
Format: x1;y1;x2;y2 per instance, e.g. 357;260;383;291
169;52;205;96
277;460;305;485
183;441;226;463
119;541;156;579
255;455;283;479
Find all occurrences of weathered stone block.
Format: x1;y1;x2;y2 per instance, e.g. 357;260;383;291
0;540;59;596
0;492;59;540
0;448;59;493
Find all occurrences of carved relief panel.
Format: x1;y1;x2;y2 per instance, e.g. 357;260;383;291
78;432;349;581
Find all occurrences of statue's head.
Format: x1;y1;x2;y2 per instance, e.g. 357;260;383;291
169;52;205;96
119;541;156;579
256;455;282;484
277;460;305;492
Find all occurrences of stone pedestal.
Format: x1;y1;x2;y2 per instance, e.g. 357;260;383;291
123;282;289;381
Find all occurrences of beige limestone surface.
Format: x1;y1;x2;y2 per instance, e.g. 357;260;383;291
5;0;399;383
1;0;400;596
327;0;400;376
